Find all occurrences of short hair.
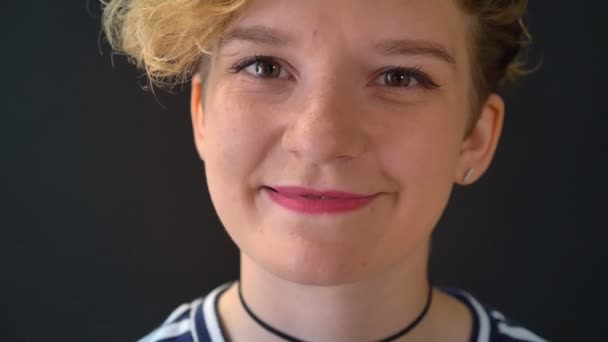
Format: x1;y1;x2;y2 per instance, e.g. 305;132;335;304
101;0;531;116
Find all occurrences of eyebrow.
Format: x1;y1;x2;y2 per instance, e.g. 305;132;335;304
218;25;291;48
374;39;456;65
218;25;456;66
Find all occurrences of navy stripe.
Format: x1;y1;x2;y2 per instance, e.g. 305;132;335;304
194;299;211;342
141;283;546;342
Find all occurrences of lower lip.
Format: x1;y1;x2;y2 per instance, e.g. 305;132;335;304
263;188;380;214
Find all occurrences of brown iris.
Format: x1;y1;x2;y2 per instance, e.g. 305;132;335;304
254;61;281;78
385;70;413;87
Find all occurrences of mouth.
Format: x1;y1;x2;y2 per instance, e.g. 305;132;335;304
263;186;375;198
262;186;380;214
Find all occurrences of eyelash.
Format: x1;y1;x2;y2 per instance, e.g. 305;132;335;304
228;55;440;90
228;55;289;78
376;65;440;90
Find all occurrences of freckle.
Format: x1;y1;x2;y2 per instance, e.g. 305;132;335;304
312;29;318;38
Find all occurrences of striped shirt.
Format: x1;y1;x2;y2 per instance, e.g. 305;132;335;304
138;282;548;342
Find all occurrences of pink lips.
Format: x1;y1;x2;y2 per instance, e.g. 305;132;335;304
263;186;380;214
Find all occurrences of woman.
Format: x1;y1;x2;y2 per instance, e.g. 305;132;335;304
102;0;546;341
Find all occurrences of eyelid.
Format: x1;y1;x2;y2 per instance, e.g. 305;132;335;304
228;56;439;90
371;65;440;90
228;55;295;80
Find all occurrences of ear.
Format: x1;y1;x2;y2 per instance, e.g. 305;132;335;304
455;93;505;185
191;73;206;162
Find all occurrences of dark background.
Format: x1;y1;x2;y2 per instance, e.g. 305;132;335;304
2;1;607;341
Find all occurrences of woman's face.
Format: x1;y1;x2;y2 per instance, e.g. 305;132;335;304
192;0;499;285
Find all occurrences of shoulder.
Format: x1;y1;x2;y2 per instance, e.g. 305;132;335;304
137;283;232;342
439;287;549;342
137;300;200;342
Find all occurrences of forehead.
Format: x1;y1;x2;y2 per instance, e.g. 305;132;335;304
222;0;471;66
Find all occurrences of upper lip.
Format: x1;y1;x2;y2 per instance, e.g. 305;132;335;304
265;186;379;199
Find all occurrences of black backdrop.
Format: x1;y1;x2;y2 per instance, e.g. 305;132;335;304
2;1;607;341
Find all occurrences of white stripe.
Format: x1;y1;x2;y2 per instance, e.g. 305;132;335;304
189;298;203;342
497;323;547;342
458;291;491;342
203;283;232;342
164;303;191;324
490;310;506;321
138;320;190;342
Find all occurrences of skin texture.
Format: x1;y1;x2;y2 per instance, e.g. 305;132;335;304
190;0;504;340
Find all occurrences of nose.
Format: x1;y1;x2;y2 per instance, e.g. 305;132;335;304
281;80;367;164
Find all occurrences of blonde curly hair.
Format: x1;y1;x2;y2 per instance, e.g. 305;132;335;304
101;0;531;101
101;0;248;89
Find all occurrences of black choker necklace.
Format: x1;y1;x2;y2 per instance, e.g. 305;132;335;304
237;281;433;342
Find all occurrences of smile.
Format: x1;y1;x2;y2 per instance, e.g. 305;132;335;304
262;186;380;214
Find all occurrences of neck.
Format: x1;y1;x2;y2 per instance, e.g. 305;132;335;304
220;243;437;342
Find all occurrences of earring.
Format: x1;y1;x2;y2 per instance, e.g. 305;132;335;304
463;167;474;183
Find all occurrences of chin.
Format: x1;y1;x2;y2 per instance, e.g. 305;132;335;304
250;240;376;286
269;263;365;287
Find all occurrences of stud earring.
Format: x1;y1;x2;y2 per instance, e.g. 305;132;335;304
463;167;475;183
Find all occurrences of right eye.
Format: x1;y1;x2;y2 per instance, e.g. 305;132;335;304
230;56;291;79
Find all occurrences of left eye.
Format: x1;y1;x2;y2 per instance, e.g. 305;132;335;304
245;60;284;78
377;69;419;87
230;56;291;80
373;67;439;90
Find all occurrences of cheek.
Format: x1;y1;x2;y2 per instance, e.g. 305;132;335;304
377;103;463;183
201;92;279;238
394;131;459;187
204;95;272;182
378;108;463;232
